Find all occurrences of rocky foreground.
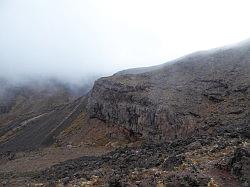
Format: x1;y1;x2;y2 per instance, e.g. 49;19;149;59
0;41;249;186
1;134;249;186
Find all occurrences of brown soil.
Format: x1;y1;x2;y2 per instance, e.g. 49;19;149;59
0;145;111;173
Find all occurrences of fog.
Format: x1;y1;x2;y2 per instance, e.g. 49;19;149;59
0;0;250;83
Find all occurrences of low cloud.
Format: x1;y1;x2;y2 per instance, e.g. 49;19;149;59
0;0;250;84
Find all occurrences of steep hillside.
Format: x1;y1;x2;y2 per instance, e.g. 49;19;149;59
87;42;250;140
0;80;89;152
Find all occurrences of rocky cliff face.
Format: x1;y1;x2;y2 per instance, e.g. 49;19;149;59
87;42;250;140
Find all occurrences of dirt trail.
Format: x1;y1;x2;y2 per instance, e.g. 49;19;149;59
0;145;111;173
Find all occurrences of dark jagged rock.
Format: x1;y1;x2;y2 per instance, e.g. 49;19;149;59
216;147;250;185
161;154;185;170
228;147;250;184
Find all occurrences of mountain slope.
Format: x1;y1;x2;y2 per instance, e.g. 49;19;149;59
87;42;250;140
0;80;88;152
0;98;86;152
0;78;135;153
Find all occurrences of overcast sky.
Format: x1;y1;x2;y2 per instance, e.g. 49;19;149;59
0;0;250;82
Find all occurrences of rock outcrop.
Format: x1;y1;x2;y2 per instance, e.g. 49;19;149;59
87;41;250;140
